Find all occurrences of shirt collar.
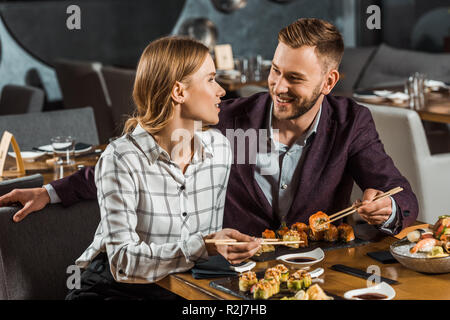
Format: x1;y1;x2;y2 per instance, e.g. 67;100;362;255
128;124;213;164
267;101;322;148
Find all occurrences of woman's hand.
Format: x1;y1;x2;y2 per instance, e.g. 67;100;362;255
204;228;261;264
0;187;50;222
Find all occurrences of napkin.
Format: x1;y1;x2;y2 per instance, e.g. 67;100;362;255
191;255;239;279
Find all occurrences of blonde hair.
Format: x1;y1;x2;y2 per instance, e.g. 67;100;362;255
278;18;344;71
123;36;209;134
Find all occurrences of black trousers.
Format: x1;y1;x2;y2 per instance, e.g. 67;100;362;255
65;253;183;300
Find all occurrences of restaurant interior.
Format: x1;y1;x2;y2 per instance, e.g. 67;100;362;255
0;0;449;301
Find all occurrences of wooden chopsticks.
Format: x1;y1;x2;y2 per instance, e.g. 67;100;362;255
323;186;404;225
204;239;304;245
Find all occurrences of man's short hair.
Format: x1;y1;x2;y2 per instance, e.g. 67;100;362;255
278;18;344;72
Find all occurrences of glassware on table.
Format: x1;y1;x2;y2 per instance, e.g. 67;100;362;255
234;57;249;83
405;72;426;110
51;136;75;165
249;55;262;81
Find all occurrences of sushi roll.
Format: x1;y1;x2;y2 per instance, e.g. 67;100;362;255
259;229;276;253
251;280;272;300
291;222;308;233
268;278;280;295
324;224;338;242
282;229;303;248
277;226;290;238
264;267;281;282
309;211;330;232
274;264;289;282
337;223;355;242
262;229;276;239
239;271;258;292
287;270;312;292
308;228;324;241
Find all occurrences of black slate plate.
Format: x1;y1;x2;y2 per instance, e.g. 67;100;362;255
251;237;370;262
209;271;342;300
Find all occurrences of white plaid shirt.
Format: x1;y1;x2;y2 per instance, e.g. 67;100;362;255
75;124;232;283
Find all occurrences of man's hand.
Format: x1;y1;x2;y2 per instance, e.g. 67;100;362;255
0;188;50;222
204;228;261;265
356;188;392;225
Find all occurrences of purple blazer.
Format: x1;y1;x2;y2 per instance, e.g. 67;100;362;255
51;93;418;236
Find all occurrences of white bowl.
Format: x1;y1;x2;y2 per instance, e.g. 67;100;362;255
344;282;396;300
276;248;324;269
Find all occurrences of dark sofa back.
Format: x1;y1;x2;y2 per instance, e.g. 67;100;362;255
0;201;100;299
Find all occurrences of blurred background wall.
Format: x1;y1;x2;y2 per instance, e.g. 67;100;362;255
0;0;448;106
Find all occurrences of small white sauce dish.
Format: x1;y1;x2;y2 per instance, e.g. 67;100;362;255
343;282;396;300
276;247;324;269
8;151;45;162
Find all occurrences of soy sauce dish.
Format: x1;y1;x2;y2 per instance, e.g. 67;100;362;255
343;282;396;300
276;248;325;269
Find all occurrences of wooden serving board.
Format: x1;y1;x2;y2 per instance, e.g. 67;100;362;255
209;271;342;300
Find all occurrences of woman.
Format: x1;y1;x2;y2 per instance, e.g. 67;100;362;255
66;36;261;300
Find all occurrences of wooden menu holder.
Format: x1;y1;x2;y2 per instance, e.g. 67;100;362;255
0;131;25;178
214;44;234;70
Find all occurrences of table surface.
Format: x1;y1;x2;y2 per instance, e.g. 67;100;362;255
354;86;450;124
1;147;103;184
156;235;450;300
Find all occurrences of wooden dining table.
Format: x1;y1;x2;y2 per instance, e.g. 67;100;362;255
354;86;450;124
2;145;449;300
0;146;104;184
155;232;450;300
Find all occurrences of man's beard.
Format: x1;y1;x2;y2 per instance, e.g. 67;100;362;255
272;84;322;121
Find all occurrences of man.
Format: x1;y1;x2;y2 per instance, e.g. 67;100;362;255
0;18;418;237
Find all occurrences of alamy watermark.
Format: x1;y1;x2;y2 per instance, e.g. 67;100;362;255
66;5;81;30
366;5;381;30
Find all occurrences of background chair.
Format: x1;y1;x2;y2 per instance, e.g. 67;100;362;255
0;200;100;299
101;66;136;136
0;174;43;196
0;107;99;151
351;104;450;224
0;84;45;115
54;59;115;143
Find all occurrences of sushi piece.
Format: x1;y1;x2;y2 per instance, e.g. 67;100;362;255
337;223;355;242
294;290;309;300
239;271;258;292
274;264;289;282
291;222;308;234
264;267;281;282
433;215;450;241
251;280;272;300
324;224;338;242
308;228;324;241
282;229;303;248
306;284;333;300
266;278;280;296
309;211;330;232
277;225;290;238
260;229;276;253
287;270;312;292
410;238;438;254
427;246;449;258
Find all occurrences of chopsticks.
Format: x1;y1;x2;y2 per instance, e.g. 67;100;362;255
323;186;403;225
204;239;304;245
